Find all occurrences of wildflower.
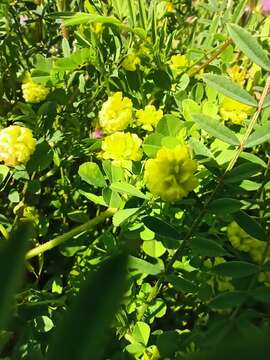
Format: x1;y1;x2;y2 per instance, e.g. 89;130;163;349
227;222;269;263
144;145;198;202
142;345;160;360
91;22;104;34
19;15;28;26
99;92;133;133
0;126;37;167
169;54;189;73
262;0;270;12
166;2;174;12
219;96;252;125
101;132;142;166
91;128;103;139
227;65;246;85
22;76;49;103
135;105;163;131
122;53;141;72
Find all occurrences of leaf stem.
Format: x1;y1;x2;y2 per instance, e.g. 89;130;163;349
25;208;117;260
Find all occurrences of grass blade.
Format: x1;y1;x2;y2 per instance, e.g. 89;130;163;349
0;221;33;330
48;253;128;360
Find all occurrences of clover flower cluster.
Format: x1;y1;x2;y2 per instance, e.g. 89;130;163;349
144;145;198;202
0;125;36;167
22;76;49;103
122;53;141;72
219;97;252;125
99;92;162;165
98;92;198;201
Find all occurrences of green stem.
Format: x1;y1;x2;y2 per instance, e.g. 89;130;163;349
25;208;117;260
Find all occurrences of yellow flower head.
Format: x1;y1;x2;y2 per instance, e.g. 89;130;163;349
227;65;246;85
169;54;189;72
0;125;37;167
135;105;163;131
101;132;142;166
99;92;133;133
166;2;174;12
144;145;198;202
227;222;268;263
91;22;104;34
219;96;252;125
122;53;141;72
142;345;160;360
22;76;49;103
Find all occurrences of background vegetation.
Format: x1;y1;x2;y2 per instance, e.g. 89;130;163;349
1;0;270;359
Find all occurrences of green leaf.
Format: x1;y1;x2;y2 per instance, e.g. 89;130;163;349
54;48;96;71
102;188;124;208
202;74;257;107
224;162;261;184
156;115;182;136
113;208;139;227
143;133;163;157
142;240;166;258
78;162;106;188
208;198;242;215
128;256;164;275
245;123;270;148
166;275;198;293
125;343;145;356
110;182;148;199
26;141;53;172
79;191;107;206
152;70;171;90
191;113;240;145
233;210;267;241
48;254;127;360
0;165;9;185
189;138;215;159
132;321;150;346
63;13;122;26
251;286;270;303
227;23;270;71
190;237;229;257
212;261;257;278
209;291;247;309
233;210;266;241
0;221;34;330
182;99;201;122
142;216;180;240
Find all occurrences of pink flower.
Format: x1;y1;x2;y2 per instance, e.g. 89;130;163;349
19;15;28;26
91;128;103;139
262;0;270;12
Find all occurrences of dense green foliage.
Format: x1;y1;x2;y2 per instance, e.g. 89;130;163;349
1;0;270;359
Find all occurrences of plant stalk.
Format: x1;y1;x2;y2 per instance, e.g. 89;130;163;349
25;208;117;260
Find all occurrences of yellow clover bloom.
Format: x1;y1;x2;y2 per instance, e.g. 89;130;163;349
144;145;198;202
22;76;49;103
227;65;246;85
169;54;189;73
166;2;174;12
122;53;141;72
91;22;104;34
219;96;252;125
135;105;163;131
101;132;142;166
99;92;133;133
0;125;36;167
